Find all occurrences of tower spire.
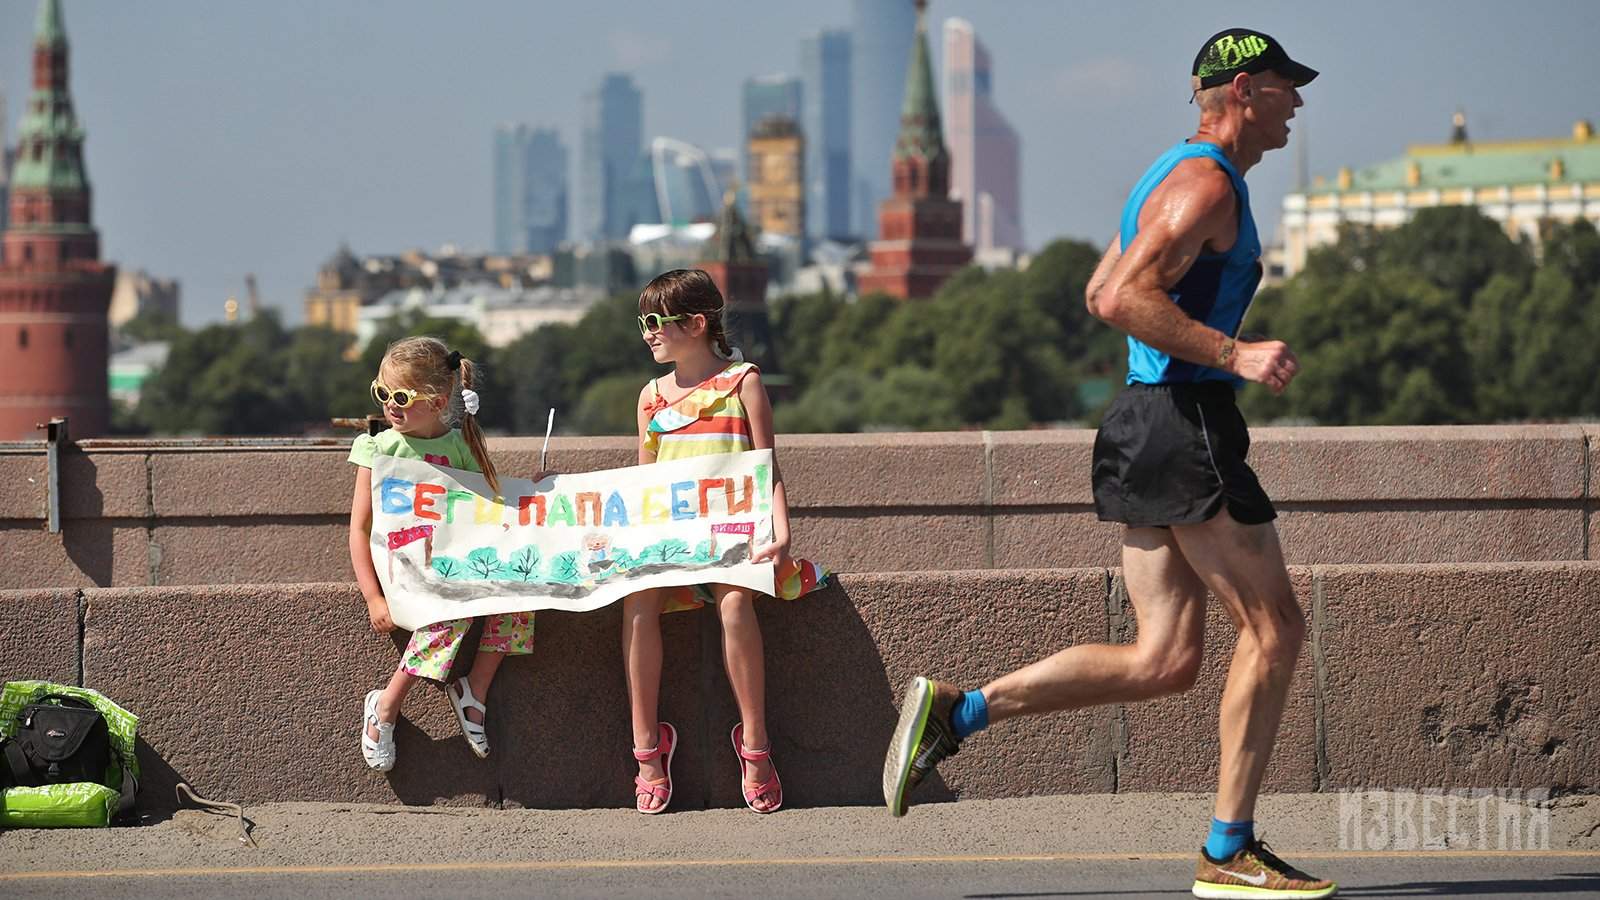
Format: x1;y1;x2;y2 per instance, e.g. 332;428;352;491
894;0;946;165
36;0;67;47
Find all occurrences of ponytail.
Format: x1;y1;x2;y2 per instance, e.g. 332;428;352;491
457;357;501;498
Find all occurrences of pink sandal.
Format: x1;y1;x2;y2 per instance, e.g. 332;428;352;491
632;721;677;815
731;723;783;813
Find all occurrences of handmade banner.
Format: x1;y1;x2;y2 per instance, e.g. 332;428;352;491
371;449;777;630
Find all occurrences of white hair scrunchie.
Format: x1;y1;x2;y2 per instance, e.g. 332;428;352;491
716;345;746;363
461;389;481;416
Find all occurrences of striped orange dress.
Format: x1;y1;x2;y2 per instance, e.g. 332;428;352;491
641;361;827;610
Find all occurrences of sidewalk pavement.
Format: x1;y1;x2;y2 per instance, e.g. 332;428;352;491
2;792;1595;874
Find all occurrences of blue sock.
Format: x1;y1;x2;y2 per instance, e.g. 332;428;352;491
1205;818;1254;861
949;689;989;739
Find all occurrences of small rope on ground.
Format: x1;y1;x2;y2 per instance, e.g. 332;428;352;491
175;782;257;848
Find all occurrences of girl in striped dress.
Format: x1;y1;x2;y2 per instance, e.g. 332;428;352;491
623;269;819;816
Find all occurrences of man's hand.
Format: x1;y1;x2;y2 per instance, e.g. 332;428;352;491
366;595;395;633
1228;338;1300;394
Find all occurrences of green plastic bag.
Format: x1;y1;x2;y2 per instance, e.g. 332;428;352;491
0;681;139;828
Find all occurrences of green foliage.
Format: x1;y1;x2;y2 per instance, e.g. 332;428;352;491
125;209;1596;435
655;538;692;564
138;313;299;434
1242;207;1600;425
464;547;507;580
549;551;582;583
507;546;541;582
431;557;462;580
117;310;184;344
572;373;649;435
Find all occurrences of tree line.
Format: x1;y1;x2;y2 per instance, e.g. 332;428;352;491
121;206;1600;437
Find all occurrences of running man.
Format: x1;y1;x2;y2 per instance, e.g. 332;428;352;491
883;28;1335;900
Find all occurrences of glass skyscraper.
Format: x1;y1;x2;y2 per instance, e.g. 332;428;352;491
493;125;568;254
850;0;916;240
579;73;643;240
801;29;852;243
943;18;1023;253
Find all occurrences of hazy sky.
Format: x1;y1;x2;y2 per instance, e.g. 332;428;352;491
2;0;1596;325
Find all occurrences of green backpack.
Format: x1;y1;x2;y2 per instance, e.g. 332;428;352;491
0;681;139;828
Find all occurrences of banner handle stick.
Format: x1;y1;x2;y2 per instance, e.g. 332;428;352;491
541;408;556;473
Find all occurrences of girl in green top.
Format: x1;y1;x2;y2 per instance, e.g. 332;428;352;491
348;337;534;772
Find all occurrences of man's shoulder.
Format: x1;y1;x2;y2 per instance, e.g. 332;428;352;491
1160;157;1236;205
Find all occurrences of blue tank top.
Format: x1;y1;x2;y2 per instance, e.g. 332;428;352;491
1119;141;1262;386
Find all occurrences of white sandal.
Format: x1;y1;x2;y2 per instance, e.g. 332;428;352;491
361;689;396;772
449;679;490;759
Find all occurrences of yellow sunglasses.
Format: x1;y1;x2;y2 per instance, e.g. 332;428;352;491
370;379;437;409
637;312;692;336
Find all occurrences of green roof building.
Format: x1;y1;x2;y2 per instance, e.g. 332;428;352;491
1280;114;1600;276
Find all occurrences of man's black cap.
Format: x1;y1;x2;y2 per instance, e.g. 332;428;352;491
1192;28;1318;90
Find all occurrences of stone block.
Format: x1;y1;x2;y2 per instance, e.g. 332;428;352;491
1274;505;1584;565
775;432;986;509
63;451;150;519
1116;569;1319;793
789;511;988;573
150;520;349;586
0;453;48;519
988;430;1097;506
1252;426;1586;502
152;450;352;517
1318;563;1600;791
0;521;149;589
992;509;1123;569
0;588;81;685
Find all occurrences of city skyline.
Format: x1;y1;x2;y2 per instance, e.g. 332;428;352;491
1;1;1595;325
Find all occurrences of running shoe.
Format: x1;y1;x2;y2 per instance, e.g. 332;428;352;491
882;675;962;817
1192;839;1337;898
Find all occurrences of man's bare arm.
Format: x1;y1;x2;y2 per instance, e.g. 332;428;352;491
1085;235;1121;317
1090;163;1299;393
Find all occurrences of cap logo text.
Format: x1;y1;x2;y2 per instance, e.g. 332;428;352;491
1212;34;1269;69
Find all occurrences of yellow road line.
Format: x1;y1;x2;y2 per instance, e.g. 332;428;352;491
3;849;1599;881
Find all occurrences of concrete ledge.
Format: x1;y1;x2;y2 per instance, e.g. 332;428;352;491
2;425;1596;588
2;563;1593;812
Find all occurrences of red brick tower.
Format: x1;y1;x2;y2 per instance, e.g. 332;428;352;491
0;0;116;440
858;0;971;300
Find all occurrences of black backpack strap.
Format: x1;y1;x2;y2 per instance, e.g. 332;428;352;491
3;738;39;787
115;763;138;822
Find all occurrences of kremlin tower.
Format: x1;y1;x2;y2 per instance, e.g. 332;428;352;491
858;0;971;300
0;0;116;439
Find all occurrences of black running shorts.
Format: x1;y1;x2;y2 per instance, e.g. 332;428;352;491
1091;382;1275;528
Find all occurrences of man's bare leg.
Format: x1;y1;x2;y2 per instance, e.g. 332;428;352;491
885;526;1210;816
984;526;1211;722
1170;509;1305;825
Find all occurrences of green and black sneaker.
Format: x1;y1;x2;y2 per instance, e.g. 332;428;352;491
883;676;962;817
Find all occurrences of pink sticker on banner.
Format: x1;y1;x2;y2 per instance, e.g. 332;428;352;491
387;524;435;550
711;522;756;536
